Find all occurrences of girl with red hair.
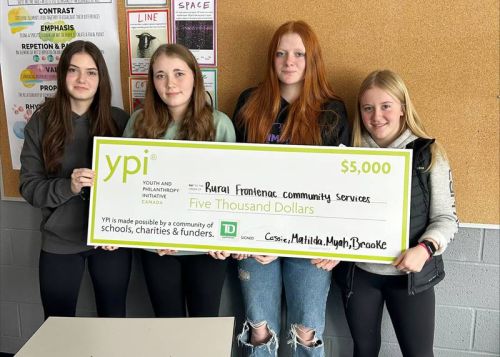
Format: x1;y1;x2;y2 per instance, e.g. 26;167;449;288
233;21;349;357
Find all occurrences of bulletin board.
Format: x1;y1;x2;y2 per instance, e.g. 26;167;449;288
1;0;499;225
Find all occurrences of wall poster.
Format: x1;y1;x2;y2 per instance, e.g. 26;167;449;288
126;8;169;75
172;0;216;66
0;0;122;169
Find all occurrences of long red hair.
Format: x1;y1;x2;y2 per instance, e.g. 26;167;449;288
236;21;339;144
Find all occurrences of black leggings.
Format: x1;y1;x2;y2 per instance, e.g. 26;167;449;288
140;250;228;317
344;267;435;357
39;248;132;319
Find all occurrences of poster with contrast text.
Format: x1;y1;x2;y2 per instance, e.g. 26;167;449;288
0;0;122;169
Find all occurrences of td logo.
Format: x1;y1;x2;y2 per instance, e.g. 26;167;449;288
220;221;237;237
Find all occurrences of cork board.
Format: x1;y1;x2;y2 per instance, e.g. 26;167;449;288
1;0;499;224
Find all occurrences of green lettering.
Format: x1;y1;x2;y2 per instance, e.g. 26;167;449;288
103;155;121;182
123;156;141;183
143;153;148;175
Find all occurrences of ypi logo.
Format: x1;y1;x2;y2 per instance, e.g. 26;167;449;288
103;149;152;183
220;221;237;237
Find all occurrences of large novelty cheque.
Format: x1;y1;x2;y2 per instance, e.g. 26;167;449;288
88;138;412;263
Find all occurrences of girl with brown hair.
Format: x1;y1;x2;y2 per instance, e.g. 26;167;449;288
20;40;131;319
123;43;235;317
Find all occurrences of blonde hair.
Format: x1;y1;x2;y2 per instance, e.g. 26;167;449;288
352;69;446;169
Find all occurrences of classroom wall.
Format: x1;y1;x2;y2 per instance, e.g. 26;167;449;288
1;0;499;224
1;2;499;354
1;200;498;356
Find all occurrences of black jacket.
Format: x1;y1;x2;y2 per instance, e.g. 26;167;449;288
335;138;445;297
232;88;350;146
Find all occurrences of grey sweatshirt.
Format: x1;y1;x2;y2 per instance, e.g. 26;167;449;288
356;130;459;276
19;107;129;254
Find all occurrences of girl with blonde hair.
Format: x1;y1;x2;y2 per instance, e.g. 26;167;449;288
338;69;458;356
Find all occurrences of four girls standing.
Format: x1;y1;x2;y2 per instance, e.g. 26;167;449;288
19;21;458;357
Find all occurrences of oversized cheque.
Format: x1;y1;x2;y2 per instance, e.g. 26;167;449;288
88;137;412;263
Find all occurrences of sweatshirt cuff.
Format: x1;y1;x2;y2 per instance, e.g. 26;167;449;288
57;178;77;201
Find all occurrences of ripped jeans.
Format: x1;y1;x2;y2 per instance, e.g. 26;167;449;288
237;257;331;357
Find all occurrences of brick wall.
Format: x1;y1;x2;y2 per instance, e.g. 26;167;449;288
1;200;499;356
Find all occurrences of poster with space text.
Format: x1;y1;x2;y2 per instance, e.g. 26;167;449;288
172;0;216;66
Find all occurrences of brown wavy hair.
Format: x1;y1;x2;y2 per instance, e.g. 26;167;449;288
235;20;340;145
41;40;117;173
133;44;214;140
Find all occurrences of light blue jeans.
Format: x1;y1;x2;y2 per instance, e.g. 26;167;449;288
237;257;332;357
